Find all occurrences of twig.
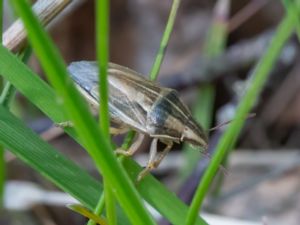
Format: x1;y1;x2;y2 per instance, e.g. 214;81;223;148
3;0;71;52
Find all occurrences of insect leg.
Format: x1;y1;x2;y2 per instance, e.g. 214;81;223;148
148;138;158;165
115;133;145;156
151;139;173;168
137;139;173;182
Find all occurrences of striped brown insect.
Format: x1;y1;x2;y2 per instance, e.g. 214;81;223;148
68;61;208;181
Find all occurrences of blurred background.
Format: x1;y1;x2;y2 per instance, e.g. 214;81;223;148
1;0;300;224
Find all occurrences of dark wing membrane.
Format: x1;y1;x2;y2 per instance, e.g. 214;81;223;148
146;89;192;139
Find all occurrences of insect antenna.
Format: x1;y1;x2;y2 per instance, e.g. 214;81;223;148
199;113;256;176
208;113;256;132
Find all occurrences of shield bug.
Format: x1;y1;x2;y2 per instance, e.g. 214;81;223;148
68;61;208;181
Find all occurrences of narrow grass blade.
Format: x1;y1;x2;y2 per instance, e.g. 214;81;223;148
0;105;102;208
123;158;208;225
150;0;180;80
282;0;300;40
203;0;229;57
0;105;131;225
96;0;110;136
90;0;115;224
185;13;296;225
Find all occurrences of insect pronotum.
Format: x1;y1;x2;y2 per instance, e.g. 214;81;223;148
68;61;208;181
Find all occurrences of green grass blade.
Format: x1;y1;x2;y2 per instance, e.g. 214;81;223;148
103;182;116;225
123;159;208;225
150;0;180;80
0;44;73;128
9;1;156;224
282;0;300;40
90;0;114;224
97;0;110;136
0;81;16;107
202;0;228;57
0;101;207;225
0;47;32;108
0;45;32;206
185;14;296;225
0;105;102;208
86;195;105;225
0;105;131;225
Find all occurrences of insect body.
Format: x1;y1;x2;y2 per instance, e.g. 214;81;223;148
68;61;208;181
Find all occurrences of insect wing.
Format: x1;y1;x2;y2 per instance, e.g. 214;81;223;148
68;61;151;133
94;82;148;132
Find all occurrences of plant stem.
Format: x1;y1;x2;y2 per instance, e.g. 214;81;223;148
97;0;110;136
122;0;181;193
87;130;136;225
185;13;296;225
104;182;116;225
150;0;180;80
89;0;115;224
282;0;300;40
0;81;15;107
86;195;105;225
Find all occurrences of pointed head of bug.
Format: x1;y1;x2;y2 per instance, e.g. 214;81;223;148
181;117;208;150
